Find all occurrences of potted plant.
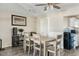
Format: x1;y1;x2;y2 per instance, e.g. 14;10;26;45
18;28;24;35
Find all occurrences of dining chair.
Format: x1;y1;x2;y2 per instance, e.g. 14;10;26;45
33;33;42;56
56;35;62;56
24;32;33;55
45;35;62;56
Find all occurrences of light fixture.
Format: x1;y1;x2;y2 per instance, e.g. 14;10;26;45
48;3;54;10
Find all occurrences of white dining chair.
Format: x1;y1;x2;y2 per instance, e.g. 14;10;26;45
33;33;42;56
24;32;33;55
45;35;62;56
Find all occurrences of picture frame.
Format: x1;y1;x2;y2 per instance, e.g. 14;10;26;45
11;15;26;26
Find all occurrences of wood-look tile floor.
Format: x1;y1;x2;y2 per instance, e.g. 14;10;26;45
0;47;79;56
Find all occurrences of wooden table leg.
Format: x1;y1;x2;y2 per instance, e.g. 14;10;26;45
44;42;46;56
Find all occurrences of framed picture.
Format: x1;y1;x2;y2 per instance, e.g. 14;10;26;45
11;15;26;26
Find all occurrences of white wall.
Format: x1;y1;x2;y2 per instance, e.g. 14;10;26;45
48;14;63;32
0;4;37;48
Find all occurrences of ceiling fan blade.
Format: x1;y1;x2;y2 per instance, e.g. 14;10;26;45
35;4;47;6
53;5;61;9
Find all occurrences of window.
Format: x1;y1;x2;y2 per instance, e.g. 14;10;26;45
69;17;79;28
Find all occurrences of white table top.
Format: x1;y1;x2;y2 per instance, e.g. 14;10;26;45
30;36;56;44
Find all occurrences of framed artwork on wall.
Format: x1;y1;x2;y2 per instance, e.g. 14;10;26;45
11;15;26;26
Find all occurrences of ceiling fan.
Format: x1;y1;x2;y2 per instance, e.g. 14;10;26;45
35;3;61;11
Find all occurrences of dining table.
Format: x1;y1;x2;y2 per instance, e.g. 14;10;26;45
23;36;56;56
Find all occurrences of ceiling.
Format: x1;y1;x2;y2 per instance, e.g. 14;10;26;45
16;3;79;16
17;3;79;11
0;3;79;16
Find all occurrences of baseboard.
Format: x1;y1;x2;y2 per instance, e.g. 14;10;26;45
0;46;12;51
0;48;5;50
